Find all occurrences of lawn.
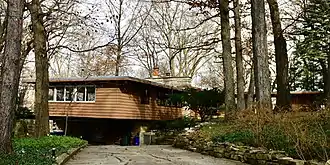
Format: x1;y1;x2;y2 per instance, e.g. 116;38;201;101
0;136;87;165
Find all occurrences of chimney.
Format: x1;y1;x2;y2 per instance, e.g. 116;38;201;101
152;67;159;77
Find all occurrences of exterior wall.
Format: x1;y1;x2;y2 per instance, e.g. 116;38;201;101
290;94;321;111
49;83;183;120
271;92;322;111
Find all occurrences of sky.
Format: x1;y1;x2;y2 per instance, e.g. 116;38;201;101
21;0;302;90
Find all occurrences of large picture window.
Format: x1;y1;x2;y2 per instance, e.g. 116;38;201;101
76;87;86;101
65;87;74;101
48;88;55;101
86;87;95;101
49;86;95;102
140;89;150;104
56;87;65;101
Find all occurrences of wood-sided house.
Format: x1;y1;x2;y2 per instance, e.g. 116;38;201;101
24;76;183;144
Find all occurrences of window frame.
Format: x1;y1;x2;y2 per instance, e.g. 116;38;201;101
140;89;150;104
85;86;96;102
55;87;65;101
48;87;55;101
48;85;96;103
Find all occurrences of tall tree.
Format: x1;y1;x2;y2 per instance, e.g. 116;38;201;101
29;0;49;137
104;0;151;76
0;0;7;53
135;2;219;77
234;0;245;111
251;0;272;109
267;0;291;111
246;67;255;108
293;0;330;106
0;0;24;153
219;0;236;119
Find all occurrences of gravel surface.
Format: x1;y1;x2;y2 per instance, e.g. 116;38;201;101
66;145;246;165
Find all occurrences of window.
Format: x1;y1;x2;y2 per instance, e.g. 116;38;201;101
157;92;167;106
76;87;86;101
56;87;64;101
140;89;149;104
48;88;54;101
65;87;74;101
49;86;95;102
86;87;95;101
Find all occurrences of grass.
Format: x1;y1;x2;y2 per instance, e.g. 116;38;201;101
0;136;87;165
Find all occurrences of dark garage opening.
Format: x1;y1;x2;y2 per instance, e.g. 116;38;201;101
52;117;143;145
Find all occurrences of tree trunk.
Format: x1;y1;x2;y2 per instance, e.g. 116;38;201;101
234;0;245;111
219;0;236;120
114;0;123;76
0;14;8;53
251;0;272;110
267;0;291;112
246;68;255;109
0;0;24;153
30;0;49;137
115;49;121;76
326;52;330;107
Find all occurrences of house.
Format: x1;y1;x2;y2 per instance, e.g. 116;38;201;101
271;91;322;111
24;76;184;144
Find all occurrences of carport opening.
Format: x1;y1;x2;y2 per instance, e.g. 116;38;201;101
52;117;143;145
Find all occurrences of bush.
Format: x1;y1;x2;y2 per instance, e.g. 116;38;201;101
151;116;196;132
236;109;330;161
198;109;330;161
259;124;296;156
169;88;225;122
212;129;256;145
0;136;87;165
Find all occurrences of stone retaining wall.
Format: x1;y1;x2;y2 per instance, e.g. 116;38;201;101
173;133;324;165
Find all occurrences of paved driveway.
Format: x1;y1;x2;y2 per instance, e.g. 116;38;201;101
66;145;246;165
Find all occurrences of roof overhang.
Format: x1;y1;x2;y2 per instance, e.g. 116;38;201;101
23;76;183;91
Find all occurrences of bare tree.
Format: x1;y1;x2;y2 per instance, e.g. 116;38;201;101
219;0;236;120
242;36;255;108
134;2;219;78
267;0;291;111
234;0;245;110
0;0;7;53
0;0;24;153
196;59;224;89
251;0;272;109
27;0;49;137
103;0;151;76
134;25;159;77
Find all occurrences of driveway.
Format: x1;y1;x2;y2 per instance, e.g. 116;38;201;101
66;145;246;165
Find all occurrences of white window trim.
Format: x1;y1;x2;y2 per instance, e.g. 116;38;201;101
85;86;96;102
48;87;56;101
64;86;75;102
55;87;65;102
48;85;96;103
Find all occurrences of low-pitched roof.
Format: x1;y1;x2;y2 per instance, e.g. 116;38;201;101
271;91;322;97
23;76;182;91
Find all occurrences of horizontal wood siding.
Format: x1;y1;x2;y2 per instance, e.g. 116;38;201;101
49;87;183;120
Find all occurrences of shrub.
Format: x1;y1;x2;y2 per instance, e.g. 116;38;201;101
0;136;87;165
212;129;256;146
152;116;197;132
236;109;330;161
260;124;296;156
169;88;225;122
197;109;330;161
